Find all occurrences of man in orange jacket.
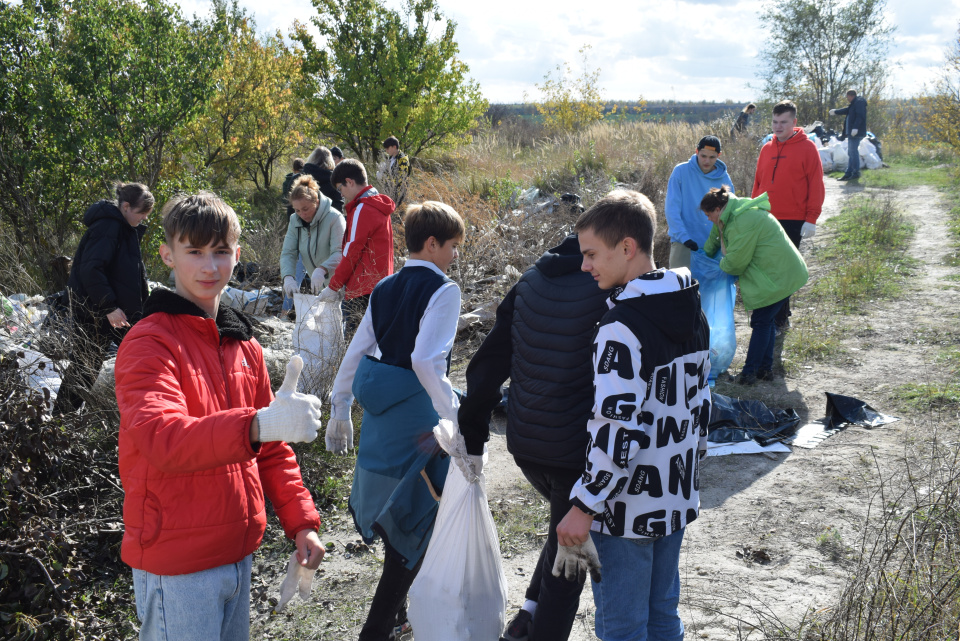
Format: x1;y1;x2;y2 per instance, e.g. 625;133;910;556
752;99;824;329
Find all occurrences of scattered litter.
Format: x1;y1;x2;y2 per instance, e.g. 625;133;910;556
707;439;790;457
708;392;802;446
786;393;899;449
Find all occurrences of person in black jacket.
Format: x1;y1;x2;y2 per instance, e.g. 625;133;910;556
303;146;345;212
830;89;868;181
458;234;610;641
54;182;155;413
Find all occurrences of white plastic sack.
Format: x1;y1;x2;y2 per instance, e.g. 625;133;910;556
864;152;882;170
291;293;343;397
818;148;835;173
832;143;849;168
19;347;61;410
858;138;877;155
408;459;508;641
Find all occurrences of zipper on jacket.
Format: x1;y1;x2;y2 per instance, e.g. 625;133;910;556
218;339;233;409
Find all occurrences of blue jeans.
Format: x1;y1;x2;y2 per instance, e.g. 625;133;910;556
845;135;863;178
590;528;685;641
282;256;306;311
743;299;786;376
133;555;252;641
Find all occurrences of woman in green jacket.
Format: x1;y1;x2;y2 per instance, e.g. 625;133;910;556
281;175;346;301
702;186;808;385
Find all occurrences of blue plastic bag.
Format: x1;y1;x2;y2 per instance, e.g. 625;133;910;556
690;251;737;383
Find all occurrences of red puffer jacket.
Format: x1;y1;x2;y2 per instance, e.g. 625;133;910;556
115;289;321;576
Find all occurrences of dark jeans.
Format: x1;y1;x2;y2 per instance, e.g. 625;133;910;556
743;299;786;376
845;135;863;178
54;316;125;413
358;546;422;641
516;459;586;641
775;219;803;327
342;294;370;338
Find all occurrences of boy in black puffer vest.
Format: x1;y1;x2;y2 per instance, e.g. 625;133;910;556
458;233;610;641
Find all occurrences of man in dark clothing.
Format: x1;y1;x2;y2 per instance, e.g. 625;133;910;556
830;90;868;181
458;234;609;641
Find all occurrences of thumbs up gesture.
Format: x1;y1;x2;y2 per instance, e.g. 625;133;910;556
256;355;324;444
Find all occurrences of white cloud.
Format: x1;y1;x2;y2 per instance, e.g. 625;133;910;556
180;0;960;101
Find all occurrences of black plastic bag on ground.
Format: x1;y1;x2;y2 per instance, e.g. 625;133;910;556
824;393;898;429
708;392;802;446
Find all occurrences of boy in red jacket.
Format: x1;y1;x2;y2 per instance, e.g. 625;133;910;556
319;159;396;332
115;192;326;641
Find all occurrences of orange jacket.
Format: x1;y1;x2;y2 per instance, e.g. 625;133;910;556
115;290;320;575
752;127;825;223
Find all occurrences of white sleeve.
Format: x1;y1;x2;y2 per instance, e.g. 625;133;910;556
330;304;377;419
570;320;647;515
410;282;462;423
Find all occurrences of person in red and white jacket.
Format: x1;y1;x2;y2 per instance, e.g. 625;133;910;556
318;159;395;331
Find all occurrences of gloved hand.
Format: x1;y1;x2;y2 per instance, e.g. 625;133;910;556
310;268;327;295
325;416;354;455
801;222;817;239
317;286;341;303
851;128;858;137
257;356;323;443
454;453;484;483
683;239;698;252
552;536;602;583
829;109;837;116
275;551;316;612
283;276;299;298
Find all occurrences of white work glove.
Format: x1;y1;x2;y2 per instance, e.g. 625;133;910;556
283;276;299;298
257;356;323;443
829;109;836;116
275;551;316;612
310;267;327;294
317;286;341;303
851;128;858;137
552;536;603;583
801;222;817;239
325;416;354;455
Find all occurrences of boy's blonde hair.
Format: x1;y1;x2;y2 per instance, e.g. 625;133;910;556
574;190;656;256
404;201;465;252
162;192;241;247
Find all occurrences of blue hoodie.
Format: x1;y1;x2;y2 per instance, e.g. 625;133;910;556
665;154;735;248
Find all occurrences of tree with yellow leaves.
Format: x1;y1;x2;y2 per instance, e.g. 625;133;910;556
536;45;605;135
183;13;304;191
921;25;960;152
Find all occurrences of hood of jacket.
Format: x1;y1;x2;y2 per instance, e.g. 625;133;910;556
684;153;730;181
83;200;125;227
349;186;393;217
142;288;255;341
534;233;585;278
610;268;701;344
722;192;771;224
774;128;810;150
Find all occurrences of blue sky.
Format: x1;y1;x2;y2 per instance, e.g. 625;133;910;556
176;0;960;103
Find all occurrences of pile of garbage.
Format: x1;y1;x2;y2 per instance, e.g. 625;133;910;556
760;122;885;174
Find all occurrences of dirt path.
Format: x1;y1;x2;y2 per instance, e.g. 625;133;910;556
253;177;959;640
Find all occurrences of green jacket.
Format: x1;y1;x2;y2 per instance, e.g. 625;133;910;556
703;193;808;310
280;195;346;287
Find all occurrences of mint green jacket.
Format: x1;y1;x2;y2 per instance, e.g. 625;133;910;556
703;193;809;310
280;196;346;287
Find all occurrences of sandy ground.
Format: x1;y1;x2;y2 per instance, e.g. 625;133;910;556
252;177;959;640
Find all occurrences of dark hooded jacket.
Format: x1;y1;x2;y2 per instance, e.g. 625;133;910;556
458;234;610;468
67;200;149;326
303;163;345;212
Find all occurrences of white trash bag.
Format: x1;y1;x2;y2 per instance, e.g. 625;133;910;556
832;142;848;168
292;293;343;398
408;447;507;641
818;148;834;173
